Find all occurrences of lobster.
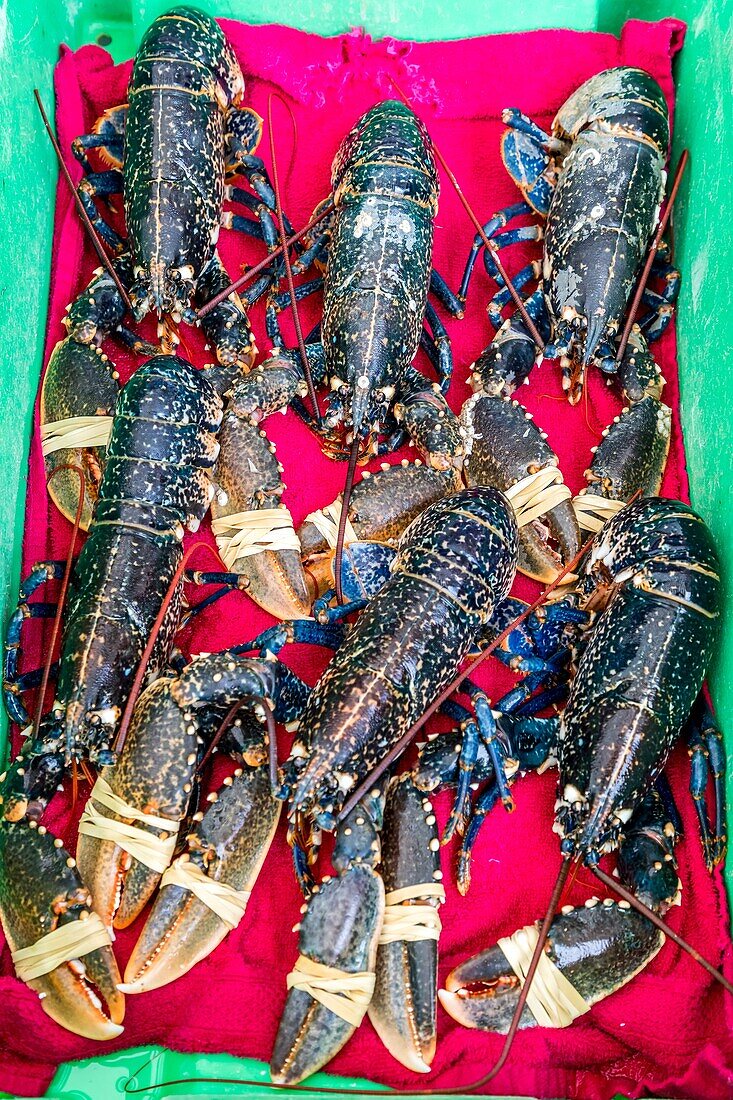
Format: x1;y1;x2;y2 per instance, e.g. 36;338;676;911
436;497;729;1083
0;354;221;1037
223;98;465;611
277;487;519;830
72;5;283;361
457;67;679;578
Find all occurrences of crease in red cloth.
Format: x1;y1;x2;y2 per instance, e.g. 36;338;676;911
2;15;732;1100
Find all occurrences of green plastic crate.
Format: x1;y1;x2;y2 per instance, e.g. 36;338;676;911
0;1;730;1096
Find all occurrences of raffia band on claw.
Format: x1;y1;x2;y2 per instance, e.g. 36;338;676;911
497;922;590;1028
504;466;572;529
573;493;628;533
12;911;112;983
40;415;114;456
378;882;446;945
303;498;359;550
211;507;301;568
78;776;179;875
160;856;252;929
286;955;376;1027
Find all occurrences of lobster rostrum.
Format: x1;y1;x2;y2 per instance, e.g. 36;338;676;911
457;68;679;575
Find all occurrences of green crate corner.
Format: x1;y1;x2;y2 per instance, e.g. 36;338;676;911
0;1;731;1097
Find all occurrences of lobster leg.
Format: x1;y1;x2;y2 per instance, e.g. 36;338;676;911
3;562;65;725
429;268;464;317
121;761;281;994
486;260;542;325
616;787;680;912
440;901;663;1033
76;172;126;252
461;390;580;582
0;820;125;1040
423;300;453;392
500;119;560;215
369;774;443;1073
41;337;121;526
482;224;544;281
469;687;516;810
223;211;266;241
75;653;282;931
471;288;548;394
638;248;681;343
687;699;727;870
71;104;127;174
457;202;531;304
272;786;386;1084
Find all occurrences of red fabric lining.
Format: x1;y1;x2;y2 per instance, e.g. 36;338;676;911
2;17;732;1098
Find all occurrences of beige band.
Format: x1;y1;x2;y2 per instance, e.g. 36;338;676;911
303;498;359;550
497;923;590;1028
286;954;375;1028
161;856;252;930
573;493;627;533
379;882;445;945
12;911;111;983
40;415;114;457
379;905;442;944
505;467;572;528
78;776;179;875
211;507;301;568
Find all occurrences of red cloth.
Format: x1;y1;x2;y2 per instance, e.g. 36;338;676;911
2;16;732;1099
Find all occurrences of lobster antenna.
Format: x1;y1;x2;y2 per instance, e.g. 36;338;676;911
388;78;545;353
33;464;86;744
334;433;361;605
34;90;133;314
615;149;689;364
114;541;227;755
197;203;335;319
337;522;597;821
591;862;733;996
462;855;573;1089
267;95;321;423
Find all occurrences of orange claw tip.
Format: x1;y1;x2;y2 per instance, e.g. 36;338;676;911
438;987;476;1028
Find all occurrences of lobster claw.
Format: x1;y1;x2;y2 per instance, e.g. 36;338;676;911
121;764;280;993
439;901;663;1033
462;392;580;582
0;821;124;1040
76;676;199;931
270;864;384;1085
369;775;443;1074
